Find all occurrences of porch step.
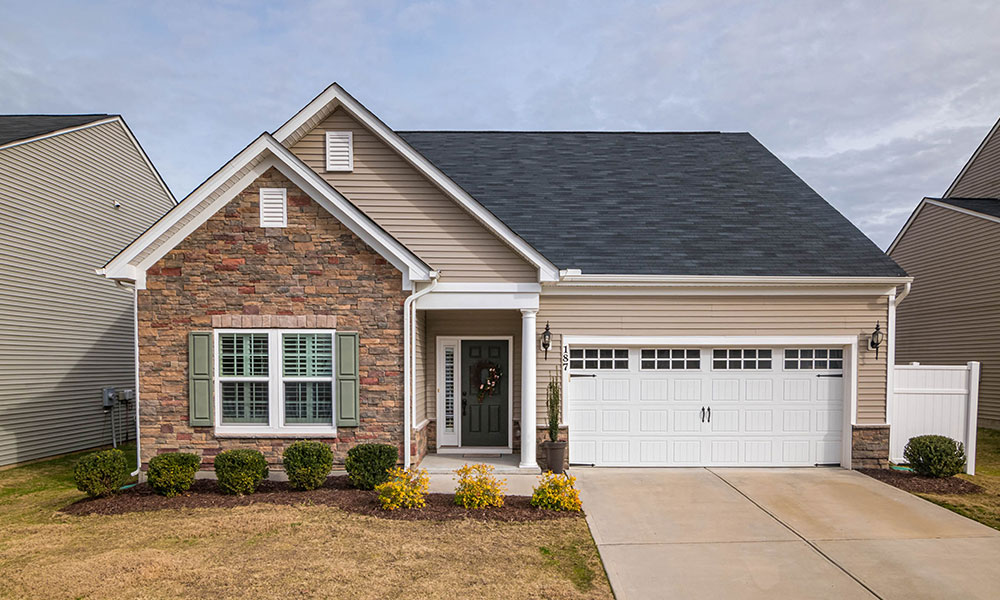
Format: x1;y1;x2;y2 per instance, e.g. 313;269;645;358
417;453;541;475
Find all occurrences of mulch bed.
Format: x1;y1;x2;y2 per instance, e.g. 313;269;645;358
60;475;580;522
859;468;984;495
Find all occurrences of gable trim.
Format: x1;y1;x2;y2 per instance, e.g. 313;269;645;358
0;116;176;205
887;198;1000;255
100;133;431;290
273;84;559;282
944;115;1000;198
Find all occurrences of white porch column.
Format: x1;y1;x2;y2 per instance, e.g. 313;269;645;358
520;309;538;468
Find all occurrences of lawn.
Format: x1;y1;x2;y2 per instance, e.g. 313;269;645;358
0;448;611;600
913;428;1000;531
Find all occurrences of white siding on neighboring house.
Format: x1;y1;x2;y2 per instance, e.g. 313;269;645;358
0;120;175;466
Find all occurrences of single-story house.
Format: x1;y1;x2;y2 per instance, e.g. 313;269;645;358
890;115;1000;429
0;114;176;466
101;84;909;472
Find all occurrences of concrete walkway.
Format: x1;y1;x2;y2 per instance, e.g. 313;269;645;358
576;468;1000;600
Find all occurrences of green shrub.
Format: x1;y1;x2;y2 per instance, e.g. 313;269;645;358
531;471;582;511
375;467;430;510
214;449;269;495
454;463;506;509
74;448;128;498
344;443;398;490
282;441;334;491
147;453;201;497
904;435;966;478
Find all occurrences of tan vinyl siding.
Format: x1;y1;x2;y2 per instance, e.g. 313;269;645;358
949;121;1000;198
0;121;174;466
414;310;427;424
534;295;889;424
289;109;538;283
422;310;522;435
891;203;1000;426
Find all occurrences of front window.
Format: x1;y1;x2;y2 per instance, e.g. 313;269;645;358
216;330;336;432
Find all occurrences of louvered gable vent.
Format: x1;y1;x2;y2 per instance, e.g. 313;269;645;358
325;131;353;172
259;188;287;228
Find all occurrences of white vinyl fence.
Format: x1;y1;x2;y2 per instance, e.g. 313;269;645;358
891;362;980;475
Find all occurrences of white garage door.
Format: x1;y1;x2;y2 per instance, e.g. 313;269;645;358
567;346;845;466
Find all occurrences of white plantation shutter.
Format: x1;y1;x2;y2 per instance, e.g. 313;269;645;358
325;131;353;172
259;188;287;228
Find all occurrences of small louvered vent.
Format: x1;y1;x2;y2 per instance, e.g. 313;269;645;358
325;131;353;172
259;188;287;228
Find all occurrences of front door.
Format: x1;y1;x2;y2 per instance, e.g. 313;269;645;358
461;339;509;447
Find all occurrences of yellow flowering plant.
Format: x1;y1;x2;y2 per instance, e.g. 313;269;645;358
453;463;506;509
375;467;430;510
530;471;582;512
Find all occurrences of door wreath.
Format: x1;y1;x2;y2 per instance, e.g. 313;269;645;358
471;360;503;402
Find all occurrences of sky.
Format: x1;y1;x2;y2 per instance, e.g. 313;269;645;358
2;1;999;249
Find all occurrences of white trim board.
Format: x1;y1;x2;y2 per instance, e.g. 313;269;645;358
99;133;432;290
888;198;1000;255
272;83;559;282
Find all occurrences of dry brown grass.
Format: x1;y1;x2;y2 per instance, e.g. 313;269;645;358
0;450;612;600
913;428;1000;531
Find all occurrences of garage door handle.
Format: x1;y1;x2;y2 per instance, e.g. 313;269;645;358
816;374;843;378
707;407;711;422
701;407;705;422
570;374;596;379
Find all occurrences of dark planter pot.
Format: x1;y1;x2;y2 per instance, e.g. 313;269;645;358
543;441;567;474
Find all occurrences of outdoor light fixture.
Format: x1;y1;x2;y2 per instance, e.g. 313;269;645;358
541;322;552;359
869;321;885;359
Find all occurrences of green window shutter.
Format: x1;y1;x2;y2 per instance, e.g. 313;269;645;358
335;332;360;427
188;331;214;426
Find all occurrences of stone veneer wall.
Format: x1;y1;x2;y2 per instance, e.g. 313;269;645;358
852;424;890;469
138;167;406;469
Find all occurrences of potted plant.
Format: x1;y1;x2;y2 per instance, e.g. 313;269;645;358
543;375;566;474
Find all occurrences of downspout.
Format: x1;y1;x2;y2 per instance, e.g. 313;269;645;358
895;281;912;306
885;281;910;434
124;282;142;478
403;271;440;469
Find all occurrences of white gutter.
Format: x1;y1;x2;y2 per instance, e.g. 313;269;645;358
895;281;912;306
556;272;914;287
403;271;440;468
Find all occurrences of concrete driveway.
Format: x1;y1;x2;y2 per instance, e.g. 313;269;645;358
576;468;1000;599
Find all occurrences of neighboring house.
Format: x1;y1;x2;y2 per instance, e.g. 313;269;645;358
101;84;909;472
0;114;176;466
889;115;1000;429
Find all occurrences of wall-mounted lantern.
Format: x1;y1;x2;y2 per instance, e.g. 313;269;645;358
540;322;552;359
869;321;885;359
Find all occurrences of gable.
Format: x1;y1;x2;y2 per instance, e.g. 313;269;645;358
289;108;539;283
947;115;1000;198
102;134;431;290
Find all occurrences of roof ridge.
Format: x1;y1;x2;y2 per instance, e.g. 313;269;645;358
0;113;112;117
397;130;734;135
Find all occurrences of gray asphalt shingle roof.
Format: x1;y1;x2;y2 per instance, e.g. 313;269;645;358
936;197;1000;219
0;114;110;147
398;131;905;277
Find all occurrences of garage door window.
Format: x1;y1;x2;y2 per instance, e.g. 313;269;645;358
569;348;628;370
712;348;772;370
640;349;700;370
784;348;843;370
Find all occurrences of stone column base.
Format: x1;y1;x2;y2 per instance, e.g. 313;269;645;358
852;424;890;469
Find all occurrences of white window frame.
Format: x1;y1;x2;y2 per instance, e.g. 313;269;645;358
214;329;337;436
711;348;774;371
568;348;630;371
639;348;702;371
783;348;844;371
325;130;354;172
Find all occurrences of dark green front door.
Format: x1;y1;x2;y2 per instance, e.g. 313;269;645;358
461;339;509;447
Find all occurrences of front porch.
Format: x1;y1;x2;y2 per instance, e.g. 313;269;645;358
417;452;539;474
410;300;542;470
